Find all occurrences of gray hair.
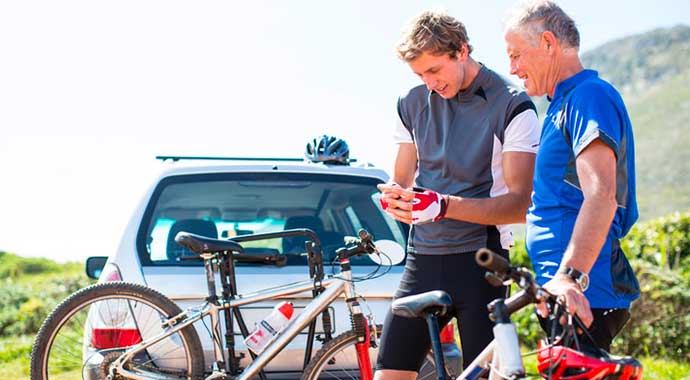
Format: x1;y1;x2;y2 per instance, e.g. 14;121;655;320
505;0;580;48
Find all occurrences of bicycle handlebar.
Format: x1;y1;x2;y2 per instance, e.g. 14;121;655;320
475;248;549;318
476;248;511;275
335;229;377;260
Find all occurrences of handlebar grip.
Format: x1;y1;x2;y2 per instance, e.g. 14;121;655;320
358;229;373;243
475;248;510;275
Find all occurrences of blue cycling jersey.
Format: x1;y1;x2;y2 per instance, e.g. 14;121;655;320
526;70;640;309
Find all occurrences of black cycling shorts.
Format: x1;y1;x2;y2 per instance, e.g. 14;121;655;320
538;308;631;352
375;246;509;372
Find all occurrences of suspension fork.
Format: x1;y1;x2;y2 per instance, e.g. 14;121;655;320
341;258;374;380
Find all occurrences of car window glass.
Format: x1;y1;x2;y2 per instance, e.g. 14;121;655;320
138;173;406;266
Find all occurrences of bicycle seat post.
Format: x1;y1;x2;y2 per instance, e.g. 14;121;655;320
202;252;219;304
425;313;450;380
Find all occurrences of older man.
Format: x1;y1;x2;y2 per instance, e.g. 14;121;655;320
504;0;640;351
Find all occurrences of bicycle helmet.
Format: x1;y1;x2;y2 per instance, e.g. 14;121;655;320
537;340;643;380
305;135;350;165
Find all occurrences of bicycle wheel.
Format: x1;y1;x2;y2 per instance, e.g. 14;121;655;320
301;326;438;380
31;281;205;380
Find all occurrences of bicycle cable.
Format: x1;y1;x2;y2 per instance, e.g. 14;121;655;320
328;249;394;282
199;312;224;357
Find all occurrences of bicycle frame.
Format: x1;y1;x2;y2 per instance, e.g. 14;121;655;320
112;258;367;380
456;340;497;380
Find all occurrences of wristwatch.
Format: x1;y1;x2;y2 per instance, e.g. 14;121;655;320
557;266;590;292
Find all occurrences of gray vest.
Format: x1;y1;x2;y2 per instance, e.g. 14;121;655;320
397;65;534;254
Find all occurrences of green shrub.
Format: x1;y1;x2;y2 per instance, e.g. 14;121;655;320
613;260;690;360
0;283;29;336
0;251;62;278
0;273;92;337
622;210;690;269
509;240;532;270
9;297;50;336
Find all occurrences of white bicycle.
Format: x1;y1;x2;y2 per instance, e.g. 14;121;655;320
389;249;644;380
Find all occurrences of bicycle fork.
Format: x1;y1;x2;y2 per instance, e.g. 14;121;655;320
340;258;374;380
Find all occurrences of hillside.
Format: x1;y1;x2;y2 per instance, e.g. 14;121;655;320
533;25;690;220
581;25;690;94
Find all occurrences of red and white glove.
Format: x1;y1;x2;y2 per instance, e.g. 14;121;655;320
410;188;448;224
379;197;391;211
378;182;401;211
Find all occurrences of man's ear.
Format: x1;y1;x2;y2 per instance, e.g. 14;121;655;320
541;31;559;54
456;43;469;61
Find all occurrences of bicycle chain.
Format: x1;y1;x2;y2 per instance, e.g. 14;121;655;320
100;351;189;380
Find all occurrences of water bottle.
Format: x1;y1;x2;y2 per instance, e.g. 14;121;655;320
493;323;524;377
244;301;294;354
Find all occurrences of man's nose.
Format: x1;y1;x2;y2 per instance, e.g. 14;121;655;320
423;77;438;91
509;61;518;75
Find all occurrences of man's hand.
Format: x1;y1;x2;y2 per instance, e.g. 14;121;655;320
377;184;447;224
538;274;594;328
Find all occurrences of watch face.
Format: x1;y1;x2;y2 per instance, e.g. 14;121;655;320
578;273;589;292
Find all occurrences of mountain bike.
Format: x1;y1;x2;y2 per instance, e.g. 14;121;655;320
30;228;407;380
387;249;644;380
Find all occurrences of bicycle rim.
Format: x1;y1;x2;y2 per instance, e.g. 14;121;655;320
32;283;203;380
303;328;437;380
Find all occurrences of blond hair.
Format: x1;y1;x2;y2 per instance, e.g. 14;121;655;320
396;11;473;62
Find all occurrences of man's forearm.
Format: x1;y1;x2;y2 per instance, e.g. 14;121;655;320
392;174;414;189
391;143;417;189
561;195;617;272
444;191;531;225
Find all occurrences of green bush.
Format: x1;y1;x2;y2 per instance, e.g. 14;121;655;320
0;251;62;278
0;274;92;337
621;210;690;269
0;284;30;336
613;260;690;360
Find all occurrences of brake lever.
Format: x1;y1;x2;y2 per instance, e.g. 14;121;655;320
343;236;359;245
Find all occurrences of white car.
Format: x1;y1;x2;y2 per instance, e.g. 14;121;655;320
86;154;459;377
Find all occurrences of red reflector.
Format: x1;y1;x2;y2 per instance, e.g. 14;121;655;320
439;323;455;344
92;328;142;349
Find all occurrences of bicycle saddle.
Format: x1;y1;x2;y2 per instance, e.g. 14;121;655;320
175;232;243;254
391;290;452;319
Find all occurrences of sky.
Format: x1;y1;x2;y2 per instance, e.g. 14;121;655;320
2;0;689;262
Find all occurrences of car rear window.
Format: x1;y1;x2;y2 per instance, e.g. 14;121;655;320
137;172;407;266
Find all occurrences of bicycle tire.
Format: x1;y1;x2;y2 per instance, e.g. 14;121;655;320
30;281;205;380
301;326;438;380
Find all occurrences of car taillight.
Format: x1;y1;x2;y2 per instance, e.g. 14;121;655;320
99;263;122;282
439;323;455;344
91;328;142;349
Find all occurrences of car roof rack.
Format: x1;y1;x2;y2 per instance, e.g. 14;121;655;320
156;155;306;162
156;155;358;163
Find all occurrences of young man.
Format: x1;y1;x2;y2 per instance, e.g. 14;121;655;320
376;11;540;379
503;0;640;351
